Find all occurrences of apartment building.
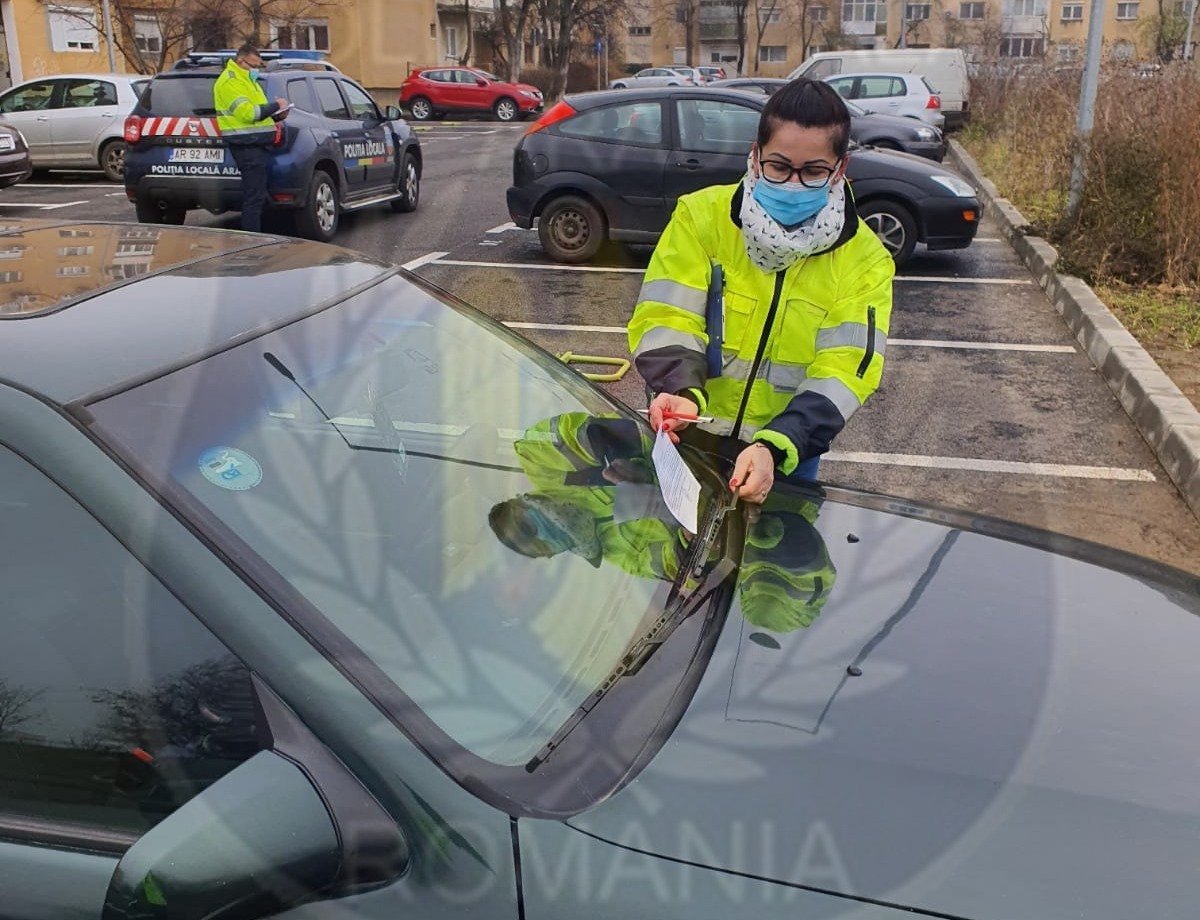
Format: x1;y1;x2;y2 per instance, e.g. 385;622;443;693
621;0;1170;77
0;0;495;96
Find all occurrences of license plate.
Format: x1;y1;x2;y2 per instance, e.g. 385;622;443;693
0;136;14;152
169;147;225;164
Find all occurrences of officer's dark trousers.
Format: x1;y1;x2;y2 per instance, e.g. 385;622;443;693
229;144;270;233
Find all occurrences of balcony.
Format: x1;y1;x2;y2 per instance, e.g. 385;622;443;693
699;20;740;38
1002;13;1047;31
844;18;880;33
437;0;496;12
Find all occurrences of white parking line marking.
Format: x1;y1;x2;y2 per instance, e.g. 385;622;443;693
106;191;127;197
18;182;122;189
486;222;518;233
973;237;1004;242
890;338;1076;353
432;259;645;274
503;322;1076;354
428;258;1034;284
401;251;450;270
0;200;87;210
894;275;1031;285
824;450;1156;482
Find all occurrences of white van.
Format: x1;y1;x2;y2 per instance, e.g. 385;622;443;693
788;49;970;129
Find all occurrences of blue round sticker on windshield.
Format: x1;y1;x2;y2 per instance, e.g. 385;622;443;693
198;447;262;491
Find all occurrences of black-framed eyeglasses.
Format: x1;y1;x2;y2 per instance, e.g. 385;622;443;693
758;154;841;188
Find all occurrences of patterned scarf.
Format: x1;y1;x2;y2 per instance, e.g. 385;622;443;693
739;154;847;273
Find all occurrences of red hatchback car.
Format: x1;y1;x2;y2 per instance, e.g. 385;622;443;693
400;67;544;122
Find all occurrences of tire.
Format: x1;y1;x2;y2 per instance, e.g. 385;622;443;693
408;96;434;121
390;152;420;213
293;170;339;241
612;82;627;89
538;194;606;263
493;97;518;122
99;139;126;182
134;196;186;225
859;199;918;266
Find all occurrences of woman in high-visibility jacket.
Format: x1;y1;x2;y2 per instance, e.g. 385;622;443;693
629;78;894;505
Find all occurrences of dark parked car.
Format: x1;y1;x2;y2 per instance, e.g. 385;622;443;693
2;219;1199;920
506;87;978;265
0;121;32;188
709;79;946;160
125;60;421;240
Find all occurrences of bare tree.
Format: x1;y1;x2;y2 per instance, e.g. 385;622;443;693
1140;0;1189;61
495;0;539;79
0;679;44;740
751;0;782;73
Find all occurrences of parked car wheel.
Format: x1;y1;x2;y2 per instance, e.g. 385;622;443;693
134;196;185;225
99;139;126;182
294;171;339;242
408;96;434;121
859;199;918;266
494;98;519;122
611;81;628;89
538;194;606;263
391;153;420;213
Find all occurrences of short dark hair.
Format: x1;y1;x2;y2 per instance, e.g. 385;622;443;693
236;43;261;60
757;78;851;159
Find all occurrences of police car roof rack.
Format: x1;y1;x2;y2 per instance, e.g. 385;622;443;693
173;51;339;73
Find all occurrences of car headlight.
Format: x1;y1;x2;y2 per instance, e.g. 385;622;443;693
521;90;539;98
929;174;975;197
914;127;936;141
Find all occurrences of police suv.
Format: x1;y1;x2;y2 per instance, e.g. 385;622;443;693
124;57;421;241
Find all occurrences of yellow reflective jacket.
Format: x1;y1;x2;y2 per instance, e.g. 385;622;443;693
213;60;279;144
628;183;894;475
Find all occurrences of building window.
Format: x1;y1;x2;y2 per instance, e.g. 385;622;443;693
999;36;1045;55
189;17;229;51
273;19;330;51
445;26;458;58
1115;1;1138;16
1056;41;1080;60
1007;0;1044;14
906;2;931;17
0;247;23;260
759;7;783;23
1110;38;1134;56
57;265;89;277
628;25;652;35
758;44;787;61
960;1;986;16
134;15;163;54
57;246;94;257
809;4;830;19
116;242;156;257
0;271;23;282
58;229;93;237
843;0;887;21
47;6;100;52
1060;2;1083;17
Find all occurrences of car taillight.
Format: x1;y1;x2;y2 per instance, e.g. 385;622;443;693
926;95;941;109
525;100;576;135
273;123;285;146
124;115;143;143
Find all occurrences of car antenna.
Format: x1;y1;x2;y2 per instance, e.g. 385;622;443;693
263;351;354;449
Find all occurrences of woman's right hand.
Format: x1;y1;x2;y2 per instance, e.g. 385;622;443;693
648;392;699;444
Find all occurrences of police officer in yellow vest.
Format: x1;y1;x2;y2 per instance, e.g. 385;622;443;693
629;78;894;505
213;44;289;232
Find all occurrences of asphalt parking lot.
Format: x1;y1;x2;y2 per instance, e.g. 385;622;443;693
5;120;1198;572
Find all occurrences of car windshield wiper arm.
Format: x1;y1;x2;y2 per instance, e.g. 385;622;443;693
263;352;523;474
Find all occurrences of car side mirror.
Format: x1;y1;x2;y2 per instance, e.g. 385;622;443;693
101;679;408;920
384;104;402;120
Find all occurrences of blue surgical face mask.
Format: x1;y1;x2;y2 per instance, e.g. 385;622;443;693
248;67;260;81
752;178;830;227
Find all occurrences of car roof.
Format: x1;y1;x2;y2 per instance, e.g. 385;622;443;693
7;73;145;84
0;220;392;405
566;85;770;108
826;71;923;81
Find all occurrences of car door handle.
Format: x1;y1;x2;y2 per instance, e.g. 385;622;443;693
36;115;49;121
675;158;702;170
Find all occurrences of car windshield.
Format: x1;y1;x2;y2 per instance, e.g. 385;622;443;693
141;75;218;116
88;274;726;768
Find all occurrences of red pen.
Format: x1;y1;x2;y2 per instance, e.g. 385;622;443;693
637;409;716;423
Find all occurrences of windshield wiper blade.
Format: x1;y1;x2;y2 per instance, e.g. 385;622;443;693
523;550;736;774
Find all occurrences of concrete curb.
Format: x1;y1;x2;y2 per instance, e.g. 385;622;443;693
949;139;1200;522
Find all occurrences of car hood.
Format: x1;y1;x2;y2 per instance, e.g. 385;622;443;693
567;487;1200;919
848;145;959;183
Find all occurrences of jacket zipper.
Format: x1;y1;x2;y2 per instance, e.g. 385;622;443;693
856;306;877;379
731;271;786;442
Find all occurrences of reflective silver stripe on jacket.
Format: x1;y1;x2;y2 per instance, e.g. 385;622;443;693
816;322;888;357
797;376;863;420
721;354;807;394
634;326;705;356
637;278;707;316
698;417;759;440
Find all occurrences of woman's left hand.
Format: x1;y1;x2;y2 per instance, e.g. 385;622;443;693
729;442;776;505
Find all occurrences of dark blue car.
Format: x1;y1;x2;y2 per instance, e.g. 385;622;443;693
124;61;421;241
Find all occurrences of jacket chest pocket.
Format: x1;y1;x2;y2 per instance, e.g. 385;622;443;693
720;289;758;362
774;296;829;368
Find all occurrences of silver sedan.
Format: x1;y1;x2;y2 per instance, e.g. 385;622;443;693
609;67;695;89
